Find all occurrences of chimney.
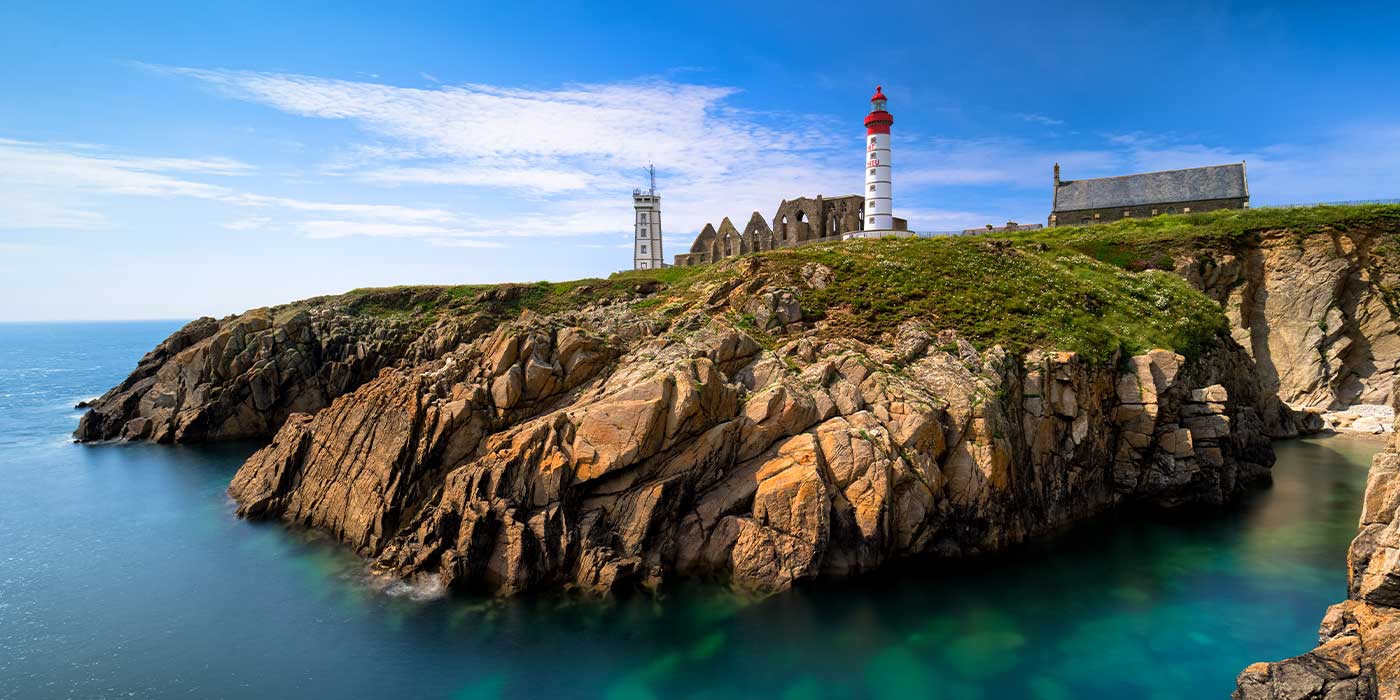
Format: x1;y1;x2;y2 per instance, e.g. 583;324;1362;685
1053;162;1061;186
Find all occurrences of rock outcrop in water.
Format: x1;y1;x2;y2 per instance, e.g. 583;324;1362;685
244;331;1271;594
78;206;1400;597
222;250;1278;595
73;308;419;443
72;289;505;443
1234;420;1400;699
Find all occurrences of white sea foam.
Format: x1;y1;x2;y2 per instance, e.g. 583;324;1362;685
371;571;447;602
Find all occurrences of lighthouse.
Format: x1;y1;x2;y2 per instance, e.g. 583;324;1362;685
863;85;894;232
632;164;664;270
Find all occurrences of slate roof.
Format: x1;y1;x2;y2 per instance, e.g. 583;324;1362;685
1053;163;1248;213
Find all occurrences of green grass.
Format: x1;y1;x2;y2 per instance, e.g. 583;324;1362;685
274;204;1400;365
286;264;714;330
1012;203;1400;270
735;236;1227;363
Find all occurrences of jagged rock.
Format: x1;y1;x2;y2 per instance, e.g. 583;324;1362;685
800;262;835;290
74;308;424;443
76;242;1299;599
1297;409;1330;434
1178;230;1400;413
215;301;1277;597
745;290;803;332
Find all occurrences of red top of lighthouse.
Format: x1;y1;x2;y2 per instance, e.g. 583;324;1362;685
864;85;892;134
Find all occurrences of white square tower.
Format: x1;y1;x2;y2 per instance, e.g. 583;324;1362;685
633;165;664;270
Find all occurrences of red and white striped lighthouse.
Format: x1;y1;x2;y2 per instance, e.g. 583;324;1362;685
863;85;894;231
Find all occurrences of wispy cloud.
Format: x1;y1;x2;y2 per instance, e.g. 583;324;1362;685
222;216;271;230
1017;113;1065;127
426;238;506;249
356;164;596;193
576;242;634;249
167;66;857;237
11;66;1400;254
0;137;460;234
301;220;486;239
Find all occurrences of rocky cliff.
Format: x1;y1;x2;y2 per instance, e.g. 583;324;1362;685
1179;229;1400;429
75;286;562;443
1023;205;1400;433
78;206;1400;599
74;307;415;442
212;237;1282;596
230;310;1273;596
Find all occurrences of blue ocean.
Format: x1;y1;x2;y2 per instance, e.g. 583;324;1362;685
0;321;1378;699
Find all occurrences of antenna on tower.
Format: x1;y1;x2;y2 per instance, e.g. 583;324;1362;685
647;163;656;195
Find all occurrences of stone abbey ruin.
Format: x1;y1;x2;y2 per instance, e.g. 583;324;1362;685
672;194;908;267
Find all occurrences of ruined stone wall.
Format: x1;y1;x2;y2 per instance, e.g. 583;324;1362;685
675;194;869;267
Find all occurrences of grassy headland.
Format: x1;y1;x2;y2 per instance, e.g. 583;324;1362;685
278;204;1400;365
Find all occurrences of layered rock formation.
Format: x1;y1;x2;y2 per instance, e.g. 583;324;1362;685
225;268;1277;596
73;288;507;443
74;228;1304;597
1235;421;1400;699
1174;228;1400;424
74;308;420;443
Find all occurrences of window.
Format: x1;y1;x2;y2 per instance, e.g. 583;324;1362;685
641;245;647;253
1123;211;1132;217
638;226;646;236
1151;209;1159;216
870;136;877;145
869;184;876;191
1183;207;1192;213
869;168;876;175
640;213;648;221
640;262;648;269
869;216;876;224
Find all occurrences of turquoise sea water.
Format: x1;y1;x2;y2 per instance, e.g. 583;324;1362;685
0;321;1381;699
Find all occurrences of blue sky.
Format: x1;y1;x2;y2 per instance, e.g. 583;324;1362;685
3;1;1399;320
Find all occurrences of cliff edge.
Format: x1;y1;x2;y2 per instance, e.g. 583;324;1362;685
216;236;1279;595
77;205;1400;598
1020;204;1400;433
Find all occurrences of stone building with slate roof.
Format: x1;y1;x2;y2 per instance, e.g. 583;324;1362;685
1048;162;1249;227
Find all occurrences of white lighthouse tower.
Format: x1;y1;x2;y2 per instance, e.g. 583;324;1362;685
632;164;664;270
862;85;894;232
